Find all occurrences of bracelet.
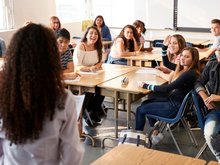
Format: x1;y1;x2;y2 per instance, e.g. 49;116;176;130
134;51;136;56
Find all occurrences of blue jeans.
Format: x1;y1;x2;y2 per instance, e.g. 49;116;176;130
135;98;178;131
204;110;220;162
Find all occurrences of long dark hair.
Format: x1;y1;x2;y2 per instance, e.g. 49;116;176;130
116;25;140;51
93;15;106;27
0;24;66;144
81;26;103;63
172;47;200;81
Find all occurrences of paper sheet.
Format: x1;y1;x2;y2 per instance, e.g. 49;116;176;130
64;76;81;83
72;94;85;119
135;68;158;75
78;69;104;75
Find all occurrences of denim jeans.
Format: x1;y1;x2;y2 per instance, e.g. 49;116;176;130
204;110;220;162
135;99;178;131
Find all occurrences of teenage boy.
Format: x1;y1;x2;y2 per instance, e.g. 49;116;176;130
194;46;220;163
200;19;220;59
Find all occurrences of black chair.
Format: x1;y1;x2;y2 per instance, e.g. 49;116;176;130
146;91;198;155
153;39;164;48
191;90;209;158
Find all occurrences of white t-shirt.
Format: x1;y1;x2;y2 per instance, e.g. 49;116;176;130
0;90;84;165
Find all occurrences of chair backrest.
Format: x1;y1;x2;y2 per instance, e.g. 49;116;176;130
153;39;163;48
191;90;208;130
147;90;193;124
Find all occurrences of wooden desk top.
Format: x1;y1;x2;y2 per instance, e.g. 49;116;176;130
65;64;137;87
98;68;167;94
124;48;207;67
91;144;206;165
124;47;162;62
208;161;220;165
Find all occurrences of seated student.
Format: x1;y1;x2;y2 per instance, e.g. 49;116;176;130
0;23;83;164
49;16;61;32
199;19;220;59
73;26;106;126
106;24;141;65
56;28;74;73
56;28;79;80
133;20;153;52
135;47;200;145
156;34;186;74
93;15;112;41
0;37;6;57
194;46;220;163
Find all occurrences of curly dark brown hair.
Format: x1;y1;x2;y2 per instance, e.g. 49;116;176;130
0;23;66;144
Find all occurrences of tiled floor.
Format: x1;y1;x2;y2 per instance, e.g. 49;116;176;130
81;98;217;165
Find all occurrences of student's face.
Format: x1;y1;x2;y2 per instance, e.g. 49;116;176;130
57;37;69;54
95;17;103;27
86;28;99;44
124;28;134;40
50;18;60;31
211;23;220;36
168;36;180;55
136;25;143;35
180;50;193;67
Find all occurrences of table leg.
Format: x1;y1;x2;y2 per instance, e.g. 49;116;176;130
126;93;131;129
114;91;119;138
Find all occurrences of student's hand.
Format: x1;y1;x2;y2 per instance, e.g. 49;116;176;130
137;81;145;88
205;94;220;104
163;35;171;46
90;66;99;72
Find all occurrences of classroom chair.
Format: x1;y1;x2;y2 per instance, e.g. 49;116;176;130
191;90;209;158
153;39;164;48
146;90;198;155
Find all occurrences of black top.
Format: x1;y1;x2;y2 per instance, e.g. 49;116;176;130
144;54;198;106
195;59;220;95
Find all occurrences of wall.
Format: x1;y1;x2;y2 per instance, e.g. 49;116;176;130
0;0;214;46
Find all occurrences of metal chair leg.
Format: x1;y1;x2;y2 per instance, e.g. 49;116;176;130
195;142;208;158
181;118;198;146
167;124;183;155
81;133;96;147
101;137;118;149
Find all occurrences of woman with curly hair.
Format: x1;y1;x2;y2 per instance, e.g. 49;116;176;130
0;24;83;164
106;24;141;65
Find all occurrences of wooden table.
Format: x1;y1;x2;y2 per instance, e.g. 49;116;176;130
207;161;220;165
67;64;138;94
65;64;138;144
98;68;167;137
125;48;207;67
125;48;162;67
91;144;207;165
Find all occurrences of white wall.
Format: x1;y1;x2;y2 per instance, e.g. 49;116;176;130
0;0;82;45
0;0;214;46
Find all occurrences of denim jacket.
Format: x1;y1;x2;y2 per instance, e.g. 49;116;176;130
195;59;220;95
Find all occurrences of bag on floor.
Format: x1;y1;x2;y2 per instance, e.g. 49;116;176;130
118;129;151;148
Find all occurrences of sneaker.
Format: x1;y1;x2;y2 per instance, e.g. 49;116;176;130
151;132;164;145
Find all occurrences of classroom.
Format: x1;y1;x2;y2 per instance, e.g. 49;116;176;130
0;0;220;165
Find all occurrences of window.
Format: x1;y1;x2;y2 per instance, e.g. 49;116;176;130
0;0;14;30
55;0;86;23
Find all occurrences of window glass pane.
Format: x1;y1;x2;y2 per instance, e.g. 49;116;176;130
56;0;85;23
0;0;4;29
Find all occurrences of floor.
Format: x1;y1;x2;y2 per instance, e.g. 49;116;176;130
80;97;217;165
